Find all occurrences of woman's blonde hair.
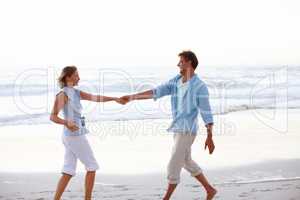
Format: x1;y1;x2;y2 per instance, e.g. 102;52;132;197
58;66;77;88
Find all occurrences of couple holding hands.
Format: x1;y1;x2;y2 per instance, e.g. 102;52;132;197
50;51;217;200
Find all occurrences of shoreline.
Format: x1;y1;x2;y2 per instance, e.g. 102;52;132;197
1;159;300;199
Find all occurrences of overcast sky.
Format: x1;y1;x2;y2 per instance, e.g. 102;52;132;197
0;0;299;69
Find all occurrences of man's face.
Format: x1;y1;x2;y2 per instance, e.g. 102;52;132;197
177;56;190;75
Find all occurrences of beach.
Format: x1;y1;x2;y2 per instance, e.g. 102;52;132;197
1;0;300;198
1;164;300;200
0;109;300;199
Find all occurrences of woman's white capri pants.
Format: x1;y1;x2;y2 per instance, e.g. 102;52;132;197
62;134;99;176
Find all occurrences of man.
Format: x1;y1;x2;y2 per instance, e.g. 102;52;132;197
120;51;217;200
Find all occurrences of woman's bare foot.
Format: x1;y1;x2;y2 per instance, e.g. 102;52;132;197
206;187;217;200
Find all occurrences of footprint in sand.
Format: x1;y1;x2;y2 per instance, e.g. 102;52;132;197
259;189;273;192
238;192;249;198
250;188;258;193
275;187;283;191
282;183;292;187
37;191;52;194
184;184;200;188
110;185;130;191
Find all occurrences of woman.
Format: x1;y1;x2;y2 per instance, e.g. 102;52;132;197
50;66;123;200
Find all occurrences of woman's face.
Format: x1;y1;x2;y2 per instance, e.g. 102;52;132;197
66;70;80;86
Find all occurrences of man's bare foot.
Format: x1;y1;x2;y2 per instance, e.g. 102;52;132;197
206;187;217;200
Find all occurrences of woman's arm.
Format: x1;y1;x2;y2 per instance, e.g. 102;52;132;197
50;92;78;132
80;91;119;102
120;90;154;103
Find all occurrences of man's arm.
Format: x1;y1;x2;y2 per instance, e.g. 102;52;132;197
197;84;215;154
121;90;153;103
204;122;215;154
121;78;175;103
197;85;214;129
206;123;214;138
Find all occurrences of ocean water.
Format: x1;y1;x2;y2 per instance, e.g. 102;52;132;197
0;65;299;126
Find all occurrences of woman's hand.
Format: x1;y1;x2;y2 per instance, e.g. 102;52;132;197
65;120;79;132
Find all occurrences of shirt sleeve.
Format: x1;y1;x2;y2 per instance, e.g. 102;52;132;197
152;78;174;101
196;84;214;125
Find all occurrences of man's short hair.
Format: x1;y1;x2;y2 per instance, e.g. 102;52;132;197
178;50;198;69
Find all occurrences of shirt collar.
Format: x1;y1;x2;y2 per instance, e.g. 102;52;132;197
177;73;198;84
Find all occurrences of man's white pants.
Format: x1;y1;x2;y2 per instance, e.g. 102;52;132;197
62;134;99;176
167;133;202;184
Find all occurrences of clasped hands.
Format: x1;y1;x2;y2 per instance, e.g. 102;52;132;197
114;95;134;105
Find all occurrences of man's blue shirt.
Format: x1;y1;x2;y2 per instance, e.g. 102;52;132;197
152;74;214;134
